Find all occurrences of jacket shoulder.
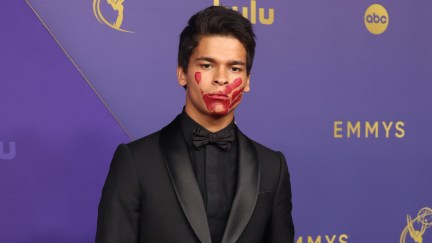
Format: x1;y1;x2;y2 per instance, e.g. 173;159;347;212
247;136;284;162
246;136;289;183
127;131;160;149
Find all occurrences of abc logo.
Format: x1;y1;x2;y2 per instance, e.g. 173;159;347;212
366;13;387;24
364;4;389;35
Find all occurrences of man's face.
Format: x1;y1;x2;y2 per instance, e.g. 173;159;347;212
178;36;250;119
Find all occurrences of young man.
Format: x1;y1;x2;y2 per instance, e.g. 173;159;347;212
96;6;294;243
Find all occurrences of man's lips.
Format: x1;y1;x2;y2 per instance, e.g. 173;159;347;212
205;93;229;100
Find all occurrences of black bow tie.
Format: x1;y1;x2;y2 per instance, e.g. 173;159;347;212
192;127;235;150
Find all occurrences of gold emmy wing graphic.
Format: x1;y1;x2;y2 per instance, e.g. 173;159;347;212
400;207;432;243
93;0;133;33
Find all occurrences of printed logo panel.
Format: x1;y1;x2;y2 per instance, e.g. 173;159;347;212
364;4;389;35
401;207;432;243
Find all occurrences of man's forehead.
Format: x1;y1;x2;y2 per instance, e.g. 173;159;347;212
192;36;247;62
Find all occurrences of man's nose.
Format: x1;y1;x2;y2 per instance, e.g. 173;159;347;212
213;68;229;86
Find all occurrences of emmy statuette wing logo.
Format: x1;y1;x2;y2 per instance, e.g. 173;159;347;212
93;0;133;33
401;207;432;243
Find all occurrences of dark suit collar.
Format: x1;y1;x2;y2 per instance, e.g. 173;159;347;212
160;115;260;243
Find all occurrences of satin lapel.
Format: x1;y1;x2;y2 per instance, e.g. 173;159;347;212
221;129;260;243
159;116;212;243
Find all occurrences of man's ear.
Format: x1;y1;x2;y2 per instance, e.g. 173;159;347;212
177;66;187;87
243;75;251;92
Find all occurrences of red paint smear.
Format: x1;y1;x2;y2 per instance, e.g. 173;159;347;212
231;88;244;103
203;94;230;115
194;72;201;84
201;77;244;115
224;78;243;95
229;93;243;109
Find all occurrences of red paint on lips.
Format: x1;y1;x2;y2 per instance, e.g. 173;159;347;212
206;93;229;100
201;77;245;114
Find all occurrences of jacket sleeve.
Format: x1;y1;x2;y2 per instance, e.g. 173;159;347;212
264;152;295;243
96;144;141;243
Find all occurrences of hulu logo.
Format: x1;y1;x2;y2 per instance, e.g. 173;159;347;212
213;0;275;25
0;141;16;160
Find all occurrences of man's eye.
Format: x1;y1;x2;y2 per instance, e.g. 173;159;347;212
230;67;242;72
201;64;212;69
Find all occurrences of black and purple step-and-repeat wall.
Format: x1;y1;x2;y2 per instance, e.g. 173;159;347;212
2;0;431;242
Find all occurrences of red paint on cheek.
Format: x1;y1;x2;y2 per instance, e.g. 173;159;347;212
224;78;243;95
231;88;244;103
229;93;243;109
194;72;201;84
227;78;244;109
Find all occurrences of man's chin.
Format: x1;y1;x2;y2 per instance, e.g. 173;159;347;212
208;109;228;116
203;101;228;116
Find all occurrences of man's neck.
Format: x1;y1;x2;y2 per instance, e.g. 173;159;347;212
184;107;234;133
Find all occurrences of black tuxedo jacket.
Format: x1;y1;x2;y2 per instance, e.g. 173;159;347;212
96;115;294;243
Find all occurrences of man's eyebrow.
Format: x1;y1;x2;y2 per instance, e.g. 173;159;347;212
228;60;246;66
195;57;246;66
195;57;215;63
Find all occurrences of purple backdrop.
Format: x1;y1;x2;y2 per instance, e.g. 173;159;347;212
1;1;129;242
1;0;431;242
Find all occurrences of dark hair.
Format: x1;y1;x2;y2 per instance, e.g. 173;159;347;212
178;6;256;75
